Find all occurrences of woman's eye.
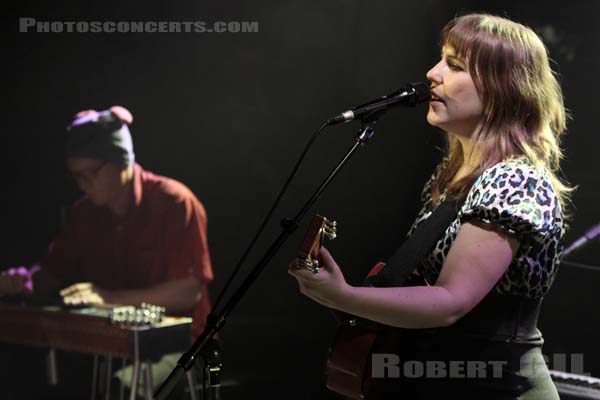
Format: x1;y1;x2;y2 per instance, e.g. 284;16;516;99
448;61;463;71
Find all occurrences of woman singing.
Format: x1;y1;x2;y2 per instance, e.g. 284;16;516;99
289;13;571;399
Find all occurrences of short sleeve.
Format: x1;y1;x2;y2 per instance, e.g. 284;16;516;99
460;162;558;244
163;191;213;284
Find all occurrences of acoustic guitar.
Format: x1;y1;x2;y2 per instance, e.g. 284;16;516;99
296;215;388;399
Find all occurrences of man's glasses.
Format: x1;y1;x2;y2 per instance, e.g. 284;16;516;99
70;162;107;185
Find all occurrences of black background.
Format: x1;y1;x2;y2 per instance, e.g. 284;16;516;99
4;0;600;397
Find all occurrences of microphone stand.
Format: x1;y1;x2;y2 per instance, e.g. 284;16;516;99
154;113;383;400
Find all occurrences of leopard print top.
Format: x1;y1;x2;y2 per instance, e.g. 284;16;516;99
408;156;564;299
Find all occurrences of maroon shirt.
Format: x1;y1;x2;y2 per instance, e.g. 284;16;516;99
46;163;213;339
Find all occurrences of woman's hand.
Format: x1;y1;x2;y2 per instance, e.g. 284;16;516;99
288;247;351;309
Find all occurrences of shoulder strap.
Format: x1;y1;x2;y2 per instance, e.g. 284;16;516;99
363;198;463;288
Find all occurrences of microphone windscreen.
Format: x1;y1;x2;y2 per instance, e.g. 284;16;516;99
409;82;431;104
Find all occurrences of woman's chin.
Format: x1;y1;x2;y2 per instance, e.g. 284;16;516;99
426;113;444;129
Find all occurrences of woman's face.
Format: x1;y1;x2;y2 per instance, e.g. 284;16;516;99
426;45;484;138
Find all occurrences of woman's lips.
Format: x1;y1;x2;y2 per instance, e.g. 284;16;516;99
429;90;445;104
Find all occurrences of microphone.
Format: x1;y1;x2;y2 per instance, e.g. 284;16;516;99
327;82;430;125
563;222;600;257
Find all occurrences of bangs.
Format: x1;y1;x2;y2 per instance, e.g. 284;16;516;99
440;16;482;64
440;14;538;70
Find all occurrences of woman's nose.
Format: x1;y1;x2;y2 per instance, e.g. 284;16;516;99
426;60;443;84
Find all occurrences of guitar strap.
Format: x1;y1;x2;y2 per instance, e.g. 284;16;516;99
363;198;463;288
355;197;543;342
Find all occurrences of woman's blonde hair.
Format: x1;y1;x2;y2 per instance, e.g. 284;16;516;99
432;13;573;210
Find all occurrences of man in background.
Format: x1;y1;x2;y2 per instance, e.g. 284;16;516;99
1;105;214;398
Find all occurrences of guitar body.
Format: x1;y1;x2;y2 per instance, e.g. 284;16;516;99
326;321;379;399
325;262;390;400
296;218;407;399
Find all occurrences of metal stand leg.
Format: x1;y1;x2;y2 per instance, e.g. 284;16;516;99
185;370;198;400
105;355;112;400
46;348;58;386
130;329;140;400
143;361;154;400
129;360;141;400
120;358;126;400
91;355;99;400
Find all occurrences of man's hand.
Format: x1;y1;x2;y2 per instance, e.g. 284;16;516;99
0;275;27;296
0;265;38;296
60;282;110;306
